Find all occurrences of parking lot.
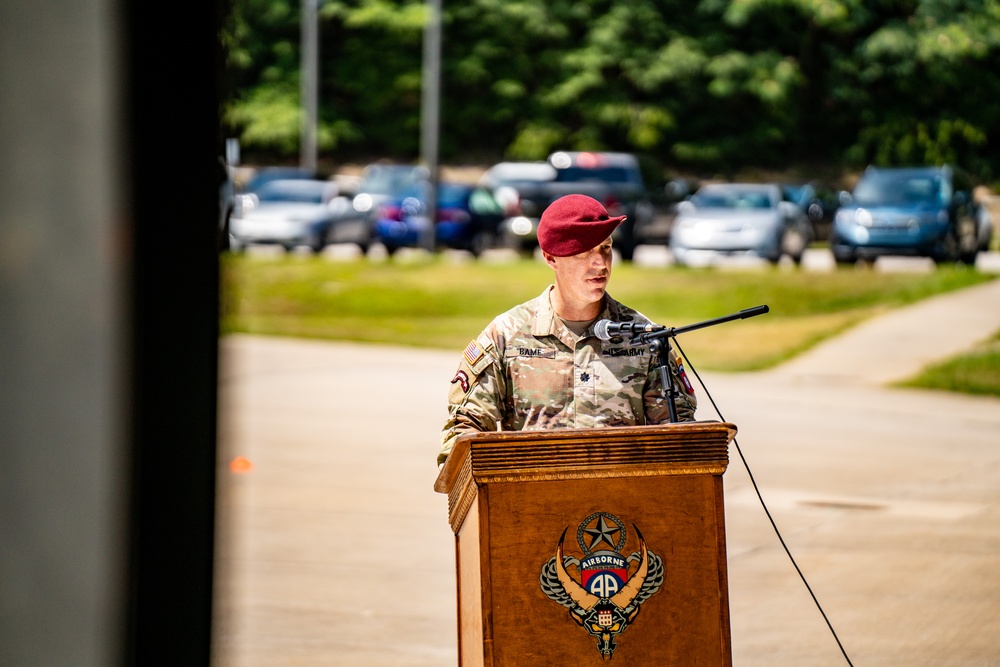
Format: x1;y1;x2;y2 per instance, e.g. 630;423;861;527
256;241;1000;276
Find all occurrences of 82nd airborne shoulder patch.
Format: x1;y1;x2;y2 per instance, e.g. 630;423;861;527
450;369;470;393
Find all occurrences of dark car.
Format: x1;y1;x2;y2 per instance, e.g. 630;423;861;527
373;181;505;256
478;161;558;254
351;163;430;219
831;165;992;265
546;151;655;261
475;152;657;260
781;181;839;241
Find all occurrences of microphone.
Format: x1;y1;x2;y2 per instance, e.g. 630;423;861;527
594;320;665;341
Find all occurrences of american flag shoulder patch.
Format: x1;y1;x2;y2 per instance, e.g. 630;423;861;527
464;340;485;366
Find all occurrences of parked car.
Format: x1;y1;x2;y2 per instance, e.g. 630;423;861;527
781;181;839;241
229;178;371;254
546;151;655;261
631;176;700;247
669;182;813;266
226;165;323;228
372;181;505;256
352;163;430;218
240;166;320;194
478;161;558;254
831;165;992;265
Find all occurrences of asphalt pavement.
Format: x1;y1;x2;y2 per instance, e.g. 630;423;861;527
212;265;1000;667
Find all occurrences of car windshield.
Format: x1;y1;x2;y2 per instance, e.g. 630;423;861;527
555;166;635;184
255;180;330;204
852;172;945;207
486;163;557;185
396;182;469;204
359;166;426;195
781;184;809;204
692;188;774;209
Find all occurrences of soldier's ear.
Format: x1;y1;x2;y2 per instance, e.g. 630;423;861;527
542;251;559;270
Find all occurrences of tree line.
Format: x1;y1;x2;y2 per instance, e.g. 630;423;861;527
222;0;1000;184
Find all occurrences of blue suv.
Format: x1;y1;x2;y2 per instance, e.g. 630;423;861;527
832;165;992;265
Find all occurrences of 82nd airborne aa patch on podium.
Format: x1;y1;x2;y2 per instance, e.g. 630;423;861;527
539;511;664;659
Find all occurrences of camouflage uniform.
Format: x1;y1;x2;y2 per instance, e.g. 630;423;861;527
438;286;697;464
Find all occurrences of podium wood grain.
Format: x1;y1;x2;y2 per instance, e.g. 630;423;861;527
435;422;737;666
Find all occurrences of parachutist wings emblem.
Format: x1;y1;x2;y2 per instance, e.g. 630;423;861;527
540;528;598;611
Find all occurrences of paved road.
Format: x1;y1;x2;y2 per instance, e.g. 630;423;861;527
213;276;1000;667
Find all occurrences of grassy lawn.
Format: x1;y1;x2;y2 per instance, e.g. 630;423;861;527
898;331;1000;397
221;253;994;375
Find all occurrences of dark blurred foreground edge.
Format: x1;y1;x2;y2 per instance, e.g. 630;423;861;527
124;0;223;665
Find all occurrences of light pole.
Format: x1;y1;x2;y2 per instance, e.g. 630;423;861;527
420;0;441;252
301;0;319;172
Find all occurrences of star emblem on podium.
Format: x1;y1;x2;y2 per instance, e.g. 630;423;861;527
583;514;622;551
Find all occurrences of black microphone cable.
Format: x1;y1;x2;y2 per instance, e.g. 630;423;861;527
671;336;856;667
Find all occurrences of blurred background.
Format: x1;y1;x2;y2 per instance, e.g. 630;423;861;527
217;0;1000;263
4;1;1000;666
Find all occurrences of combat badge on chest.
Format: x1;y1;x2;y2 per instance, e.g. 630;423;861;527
539;511;664;659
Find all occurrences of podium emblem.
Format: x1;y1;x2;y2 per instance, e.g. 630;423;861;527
539;512;664;659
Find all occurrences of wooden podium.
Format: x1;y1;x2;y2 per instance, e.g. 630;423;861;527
434;421;737;666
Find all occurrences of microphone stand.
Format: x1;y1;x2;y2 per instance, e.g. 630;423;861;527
634;305;770;423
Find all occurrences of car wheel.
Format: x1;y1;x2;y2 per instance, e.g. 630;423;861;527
957;218;980;264
832;246;856;266
470;231;495;258
218;215;232;252
932;227;960;265
780;225;808;264
807;202;824;222
308;230;328;254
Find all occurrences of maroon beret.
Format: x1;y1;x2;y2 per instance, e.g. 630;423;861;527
537;194;626;257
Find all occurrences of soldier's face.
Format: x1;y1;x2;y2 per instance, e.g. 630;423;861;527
545;238;613;315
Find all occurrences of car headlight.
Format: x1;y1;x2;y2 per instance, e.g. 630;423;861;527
509;216;533;236
238;194;258;214
353;193;373;212
835;208;870;227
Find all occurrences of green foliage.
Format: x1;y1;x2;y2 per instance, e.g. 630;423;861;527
225;84;301;153
221;0;1000;179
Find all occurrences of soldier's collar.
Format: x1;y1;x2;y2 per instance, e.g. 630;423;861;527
533;287;615;342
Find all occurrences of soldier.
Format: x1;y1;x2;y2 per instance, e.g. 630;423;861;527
438;194;697;465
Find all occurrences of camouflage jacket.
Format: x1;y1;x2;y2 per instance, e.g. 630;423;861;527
438;286;697;464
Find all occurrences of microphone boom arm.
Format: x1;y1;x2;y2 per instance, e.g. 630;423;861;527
642;305;769;422
634;305;769;345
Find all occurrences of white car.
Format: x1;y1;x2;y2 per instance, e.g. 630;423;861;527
229;178;371;254
670;182;813;266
